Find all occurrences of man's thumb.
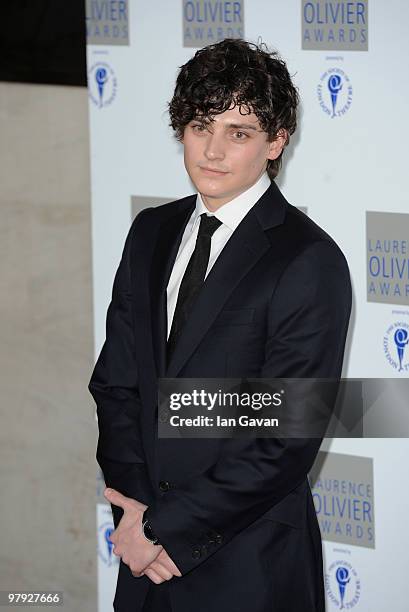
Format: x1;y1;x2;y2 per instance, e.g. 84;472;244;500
104;488;123;507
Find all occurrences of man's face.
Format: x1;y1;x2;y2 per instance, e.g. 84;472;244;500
182;105;285;210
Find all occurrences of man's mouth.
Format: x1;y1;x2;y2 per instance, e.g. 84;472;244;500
199;167;229;176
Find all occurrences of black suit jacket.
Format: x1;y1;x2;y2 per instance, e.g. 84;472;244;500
89;180;352;612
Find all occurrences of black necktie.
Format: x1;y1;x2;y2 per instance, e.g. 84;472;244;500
167;212;222;362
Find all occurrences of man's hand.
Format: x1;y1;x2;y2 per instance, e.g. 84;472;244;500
141;548;182;584
104;488;182;583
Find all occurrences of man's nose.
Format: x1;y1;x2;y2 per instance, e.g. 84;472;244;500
204;132;225;160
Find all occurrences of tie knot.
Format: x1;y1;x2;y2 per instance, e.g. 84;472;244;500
198;213;222;238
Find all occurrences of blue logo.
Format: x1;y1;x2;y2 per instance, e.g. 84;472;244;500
325;560;361;609
97;520;118;566
317;68;353;118
384;321;409;373
88;61;117;108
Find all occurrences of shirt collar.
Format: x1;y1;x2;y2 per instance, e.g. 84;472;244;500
191;171;271;233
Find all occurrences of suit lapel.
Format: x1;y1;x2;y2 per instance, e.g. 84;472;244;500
150;181;287;379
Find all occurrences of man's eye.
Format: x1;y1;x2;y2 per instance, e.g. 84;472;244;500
192;124;206;132
233;131;248;140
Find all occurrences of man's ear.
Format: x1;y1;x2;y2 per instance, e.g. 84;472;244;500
267;128;288;161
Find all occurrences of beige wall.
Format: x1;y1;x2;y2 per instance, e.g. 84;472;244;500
0;82;97;611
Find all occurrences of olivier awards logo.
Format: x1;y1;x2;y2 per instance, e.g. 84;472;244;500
383;321;409;373
317;68;352;118
310;452;375;549
366;212;409;306
97;521;118;567
86;0;129;45
325;560;361;609
183;0;244;47
302;0;368;51
88;62;117;108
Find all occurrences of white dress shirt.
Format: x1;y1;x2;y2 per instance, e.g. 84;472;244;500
166;171;271;339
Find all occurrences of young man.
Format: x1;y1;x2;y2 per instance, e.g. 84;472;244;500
89;39;352;612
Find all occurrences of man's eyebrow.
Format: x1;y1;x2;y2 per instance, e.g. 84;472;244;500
191;119;260;131
224;122;260;131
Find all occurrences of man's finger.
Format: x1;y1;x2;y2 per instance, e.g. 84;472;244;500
157;550;182;577
131;570;144;578
104;487;129;509
164;557;182;577
147;560;173;581
143;567;164;585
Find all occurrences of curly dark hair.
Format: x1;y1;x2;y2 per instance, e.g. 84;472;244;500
168;38;299;180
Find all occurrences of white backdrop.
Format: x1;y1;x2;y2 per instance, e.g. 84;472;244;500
87;2;409;610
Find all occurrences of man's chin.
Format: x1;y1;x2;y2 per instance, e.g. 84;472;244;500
194;179;231;198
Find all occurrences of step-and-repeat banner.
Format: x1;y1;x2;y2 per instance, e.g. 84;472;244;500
87;2;409;610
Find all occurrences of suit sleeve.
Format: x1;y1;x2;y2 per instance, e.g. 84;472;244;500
88;209;154;527
146;239;352;575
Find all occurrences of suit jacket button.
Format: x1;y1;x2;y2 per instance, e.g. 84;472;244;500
192;548;201;559
159;480;170;492
215;534;223;544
